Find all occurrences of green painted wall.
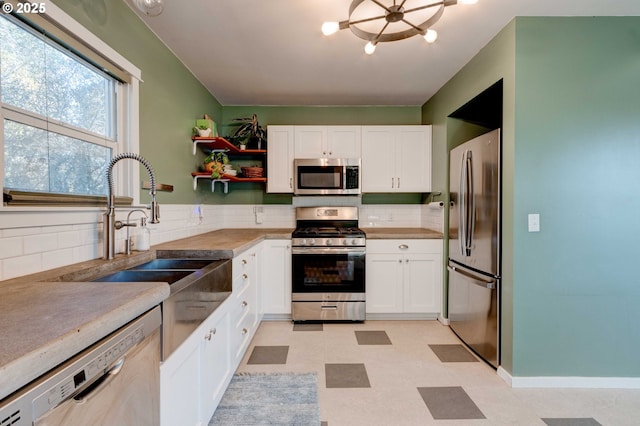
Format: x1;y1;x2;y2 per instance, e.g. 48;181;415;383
512;17;640;377
51;0;223;205
424;16;640;378
422;21;516;372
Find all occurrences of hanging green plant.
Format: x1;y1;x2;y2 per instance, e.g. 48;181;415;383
227;114;266;149
204;151;229;179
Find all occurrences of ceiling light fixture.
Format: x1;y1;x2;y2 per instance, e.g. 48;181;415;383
322;0;477;55
133;0;164;17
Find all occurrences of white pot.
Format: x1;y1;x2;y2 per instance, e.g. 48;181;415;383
197;128;212;137
240;144;246;150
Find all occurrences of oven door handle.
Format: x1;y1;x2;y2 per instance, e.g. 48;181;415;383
291;247;365;255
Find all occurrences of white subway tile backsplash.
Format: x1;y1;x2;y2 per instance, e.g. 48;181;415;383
23;233;58;255
42;248;75;271
0;201;445;281
0;237;23;258
2;253;42;280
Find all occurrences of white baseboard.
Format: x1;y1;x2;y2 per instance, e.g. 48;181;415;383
437;315;449;325
497;367;640;389
365;313;439;320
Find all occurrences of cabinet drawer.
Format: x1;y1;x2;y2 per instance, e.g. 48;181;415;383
366;239;442;254
233;252;256;279
231;308;255;362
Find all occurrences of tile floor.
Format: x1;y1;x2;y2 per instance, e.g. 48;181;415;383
236;320;640;425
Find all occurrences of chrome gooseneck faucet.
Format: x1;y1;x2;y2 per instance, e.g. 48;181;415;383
104;153;160;260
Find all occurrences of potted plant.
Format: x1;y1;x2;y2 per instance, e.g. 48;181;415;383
204;151;229;179
195;123;212;137
228;114;266;149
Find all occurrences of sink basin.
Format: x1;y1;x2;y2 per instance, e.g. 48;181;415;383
92;270;193;284
129;258;216;270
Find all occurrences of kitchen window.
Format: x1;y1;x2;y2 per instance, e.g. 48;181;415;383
0;6;141;208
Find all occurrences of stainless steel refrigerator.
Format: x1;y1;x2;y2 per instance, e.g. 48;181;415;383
448;129;501;368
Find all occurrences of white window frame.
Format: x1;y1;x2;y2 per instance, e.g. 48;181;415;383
0;0;142;229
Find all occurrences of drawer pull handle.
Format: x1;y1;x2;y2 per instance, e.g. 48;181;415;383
241;300;248;308
399;244;409;249
321;305;338;310
242;328;248;335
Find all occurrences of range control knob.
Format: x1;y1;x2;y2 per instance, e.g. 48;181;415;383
309;239;315;246
342;239;349;246
352;239;360;246
326;239;333;246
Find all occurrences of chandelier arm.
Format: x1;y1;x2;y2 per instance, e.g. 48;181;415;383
402;1;446;14
401;18;423;32
348;13;390;26
374;21;392;42
369;0;392;13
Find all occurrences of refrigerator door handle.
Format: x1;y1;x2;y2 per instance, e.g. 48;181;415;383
466;150;475;255
458;150;467;256
447;265;496;289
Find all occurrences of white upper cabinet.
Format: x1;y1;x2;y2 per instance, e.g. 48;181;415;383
266;125;294;193
294;126;361;159
361;125;432;193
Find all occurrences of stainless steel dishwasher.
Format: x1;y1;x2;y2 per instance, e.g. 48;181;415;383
0;306;162;425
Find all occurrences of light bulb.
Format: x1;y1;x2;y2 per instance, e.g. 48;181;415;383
321;22;340;36
135;0;164;16
423;29;438;43
364;42;376;55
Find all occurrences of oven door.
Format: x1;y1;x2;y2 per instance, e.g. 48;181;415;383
292;247;365;295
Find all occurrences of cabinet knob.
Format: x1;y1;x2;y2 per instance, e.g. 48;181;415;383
211;327;217;335
205;330;212;341
242;273;248;280
399;244;409;250
242;259;248;265
241;300;248;308
405;259;409;263
398;259;402;263
242;328;248;335
289;177;293;188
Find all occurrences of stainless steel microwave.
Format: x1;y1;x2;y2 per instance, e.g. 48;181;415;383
293;158;361;195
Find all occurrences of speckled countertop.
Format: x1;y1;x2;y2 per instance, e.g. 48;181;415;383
363;227;443;239
0;226;435;401
0;228;292;401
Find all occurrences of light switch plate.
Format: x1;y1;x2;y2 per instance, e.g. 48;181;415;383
528;214;540;232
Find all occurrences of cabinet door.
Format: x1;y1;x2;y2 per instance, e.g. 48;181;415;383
327;126;361;158
260;240;292;315
200;311;231;423
396;126;432;192
267;126;294;193
294;126;327;158
365;253;404;313
361;126;396;192
403;253;441;314
160;338;201;426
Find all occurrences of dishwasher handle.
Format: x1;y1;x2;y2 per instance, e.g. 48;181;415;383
73;357;126;404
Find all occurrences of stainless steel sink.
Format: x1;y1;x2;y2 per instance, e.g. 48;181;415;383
91;269;194;284
129;258;217;270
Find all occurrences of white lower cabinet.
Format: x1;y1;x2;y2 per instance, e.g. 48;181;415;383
366;239;442;317
260;239;292;316
160;303;232;426
161;245;264;426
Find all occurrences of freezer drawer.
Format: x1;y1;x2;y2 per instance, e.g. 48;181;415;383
448;262;499;368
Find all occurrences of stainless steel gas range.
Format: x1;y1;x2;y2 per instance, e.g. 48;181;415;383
291;206;365;321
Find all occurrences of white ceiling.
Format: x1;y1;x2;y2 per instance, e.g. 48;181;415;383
130;0;640;106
